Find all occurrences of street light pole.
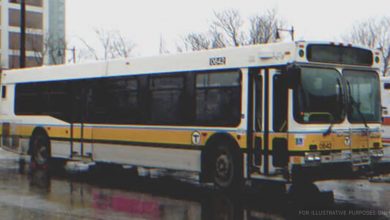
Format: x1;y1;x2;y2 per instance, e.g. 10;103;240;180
58;47;77;64
71;47;76;63
276;26;295;41
20;0;26;68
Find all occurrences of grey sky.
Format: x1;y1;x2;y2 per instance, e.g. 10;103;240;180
66;0;390;58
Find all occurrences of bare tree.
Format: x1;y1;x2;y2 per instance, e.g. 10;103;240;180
27;30;67;66
94;28;112;60
79;37;99;61
179;8;285;52
209;28;226;49
177;28;227;52
182;33;211;51
47;36;67;64
159;35;170;55
248;9;283;44
80;28;136;61
111;32;135;58
343;17;390;75
212;9;245;47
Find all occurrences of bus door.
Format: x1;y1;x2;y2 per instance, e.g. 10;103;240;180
270;69;289;175
248;69;263;175
70;81;93;159
250;68;290;176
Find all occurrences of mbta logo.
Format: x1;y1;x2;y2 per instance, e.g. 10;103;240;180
191;131;201;145
344;136;352;146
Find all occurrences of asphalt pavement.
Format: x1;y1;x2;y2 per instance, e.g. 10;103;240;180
0;148;389;220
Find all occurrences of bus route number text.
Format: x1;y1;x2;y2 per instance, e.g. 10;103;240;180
319;141;332;150
209;57;226;66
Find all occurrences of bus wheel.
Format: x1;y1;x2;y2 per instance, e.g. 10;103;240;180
30;133;50;170
213;143;242;190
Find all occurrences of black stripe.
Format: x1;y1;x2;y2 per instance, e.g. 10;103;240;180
50;137;202;150
263;69;269;175
246;70;255;178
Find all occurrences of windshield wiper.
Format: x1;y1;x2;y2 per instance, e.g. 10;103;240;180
323;112;335;136
323;118;334;136
345;79;369;129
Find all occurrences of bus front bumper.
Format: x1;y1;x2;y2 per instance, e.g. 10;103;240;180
291;149;390;182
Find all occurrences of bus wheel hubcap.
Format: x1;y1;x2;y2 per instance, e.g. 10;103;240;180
35;142;47;165
216;154;230;179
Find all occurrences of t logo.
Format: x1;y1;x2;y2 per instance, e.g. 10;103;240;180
192;131;201;145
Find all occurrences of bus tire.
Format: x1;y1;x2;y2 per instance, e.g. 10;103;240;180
212;141;243;191
30;132;50;170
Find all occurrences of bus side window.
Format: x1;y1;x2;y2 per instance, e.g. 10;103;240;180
384;83;390;90
1;86;6;99
148;74;185;125
273;72;288;132
195;71;241;127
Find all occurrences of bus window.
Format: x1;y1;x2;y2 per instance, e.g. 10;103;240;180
195;71;241;126
1;86;6;99
273;72;288;132
149;74;185;125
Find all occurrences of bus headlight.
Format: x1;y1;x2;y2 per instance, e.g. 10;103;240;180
370;149;384;158
304;152;321;164
341;150;352;160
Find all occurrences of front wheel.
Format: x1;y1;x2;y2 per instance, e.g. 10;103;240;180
213;143;243;191
30;133;50;169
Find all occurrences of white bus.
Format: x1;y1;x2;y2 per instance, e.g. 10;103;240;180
0;41;386;190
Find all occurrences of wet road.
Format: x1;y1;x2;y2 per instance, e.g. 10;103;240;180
0;148;389;220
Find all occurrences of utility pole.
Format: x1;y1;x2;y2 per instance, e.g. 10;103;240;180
276;26;295;41
20;0;26;68
59;47;76;63
71;47;76;63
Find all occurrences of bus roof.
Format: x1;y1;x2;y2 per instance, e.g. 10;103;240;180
1;41;382;84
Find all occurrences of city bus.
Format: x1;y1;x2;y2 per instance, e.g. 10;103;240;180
0;41;386;191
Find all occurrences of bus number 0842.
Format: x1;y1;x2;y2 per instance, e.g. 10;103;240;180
209;57;226;66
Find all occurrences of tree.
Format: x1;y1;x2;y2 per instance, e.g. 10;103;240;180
27;30;67;66
159;35;170;55
179;8;285;52
343;16;390;75
182;33;211;51
212;9;245;47
248;9;283;45
79;28;136;61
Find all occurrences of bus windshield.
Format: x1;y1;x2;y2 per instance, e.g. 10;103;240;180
294;67;344;123
343;70;381;123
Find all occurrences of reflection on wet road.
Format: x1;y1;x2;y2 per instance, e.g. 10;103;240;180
0;149;389;220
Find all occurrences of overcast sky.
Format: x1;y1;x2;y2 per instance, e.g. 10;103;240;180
66;0;390;58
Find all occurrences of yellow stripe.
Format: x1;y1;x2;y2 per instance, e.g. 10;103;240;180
4;124;248;148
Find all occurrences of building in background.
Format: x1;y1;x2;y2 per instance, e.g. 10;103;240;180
48;0;65;65
0;0;65;69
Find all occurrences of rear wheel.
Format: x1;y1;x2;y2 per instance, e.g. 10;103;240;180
212;142;243;190
30;133;50;169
